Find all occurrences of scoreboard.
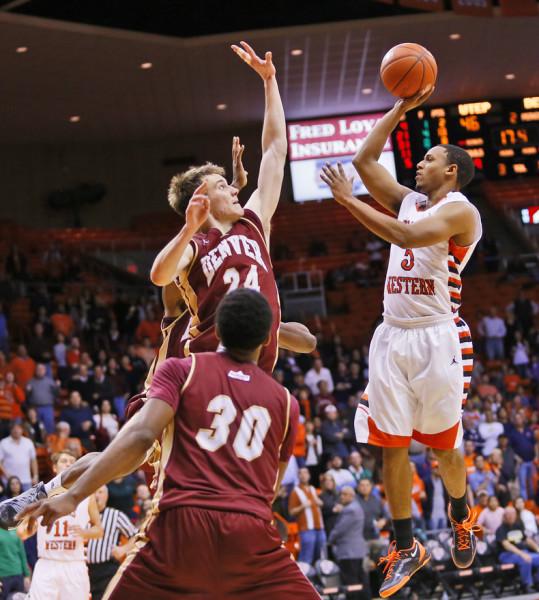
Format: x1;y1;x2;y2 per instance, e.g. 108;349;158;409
392;96;539;185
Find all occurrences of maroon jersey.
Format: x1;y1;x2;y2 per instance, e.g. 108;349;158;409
147;351;299;521
175;209;280;373
126;309;190;421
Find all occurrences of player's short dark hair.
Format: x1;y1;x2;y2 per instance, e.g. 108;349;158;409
168;162;226;216
216;289;273;351
438;144;475;189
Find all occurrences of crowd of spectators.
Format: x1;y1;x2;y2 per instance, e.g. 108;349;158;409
3;243;539;596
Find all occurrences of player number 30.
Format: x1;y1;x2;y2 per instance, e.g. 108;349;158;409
195;394;271;461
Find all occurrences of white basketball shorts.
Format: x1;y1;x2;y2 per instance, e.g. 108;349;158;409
355;315;473;450
27;559;90;600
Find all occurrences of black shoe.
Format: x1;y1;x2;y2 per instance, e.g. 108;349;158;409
0;482;47;529
378;539;431;598
448;504;481;569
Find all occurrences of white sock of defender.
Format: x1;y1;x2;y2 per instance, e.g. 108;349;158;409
43;474;67;497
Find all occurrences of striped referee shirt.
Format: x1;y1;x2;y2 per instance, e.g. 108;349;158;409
87;507;137;564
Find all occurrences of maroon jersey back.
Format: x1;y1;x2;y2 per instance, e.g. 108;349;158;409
176;209;280;373
147;352;299;521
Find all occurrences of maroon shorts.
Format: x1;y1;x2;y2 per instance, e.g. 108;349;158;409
104;506;320;600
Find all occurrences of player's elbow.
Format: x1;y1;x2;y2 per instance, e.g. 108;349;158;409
150;265;170;287
302;332;317;353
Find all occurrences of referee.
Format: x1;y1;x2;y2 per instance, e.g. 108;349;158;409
88;485;138;600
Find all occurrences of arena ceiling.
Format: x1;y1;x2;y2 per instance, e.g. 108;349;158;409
0;3;536;144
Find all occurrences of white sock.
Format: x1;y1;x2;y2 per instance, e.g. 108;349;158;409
44;474;67;497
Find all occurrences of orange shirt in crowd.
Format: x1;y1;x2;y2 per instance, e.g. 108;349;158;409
46;434;83;457
464;453;477;475
293;420;306;459
288;484;324;532
8;356;36;388
5;382;25;419
135;320;161;346
51;313;75;337
66;349;81;367
504;373;521;394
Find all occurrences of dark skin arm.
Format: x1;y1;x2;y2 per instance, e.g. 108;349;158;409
352;86;434;215
321;163;477;249
18;398;174;531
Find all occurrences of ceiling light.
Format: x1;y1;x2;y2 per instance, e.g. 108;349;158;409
140;62;153;70
69;115;81;123
216;103;227;111
362;88;373;95
290;49;303;56
505;73;515;80
449;33;461;40
16;46;28;53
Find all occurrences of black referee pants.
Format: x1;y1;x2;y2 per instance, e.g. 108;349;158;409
89;560;120;600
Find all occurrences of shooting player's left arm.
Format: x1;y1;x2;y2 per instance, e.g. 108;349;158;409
399;202;478;249
84;494;104;540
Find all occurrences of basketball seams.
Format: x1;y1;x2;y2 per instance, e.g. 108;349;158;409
388;57;422;96
381;44;437;98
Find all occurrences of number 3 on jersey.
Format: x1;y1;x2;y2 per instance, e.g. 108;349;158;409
401;249;415;271
223;265;260;293
195;394;271;462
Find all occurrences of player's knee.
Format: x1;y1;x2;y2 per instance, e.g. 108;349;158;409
382;446;410;463
432;447;461;466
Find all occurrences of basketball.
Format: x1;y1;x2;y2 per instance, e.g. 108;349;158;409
380;43;437;98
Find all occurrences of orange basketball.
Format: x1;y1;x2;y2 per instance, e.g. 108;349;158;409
380;43;437;98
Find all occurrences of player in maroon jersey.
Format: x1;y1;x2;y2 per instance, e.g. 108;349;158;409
151;41;287;373
18;290;321;599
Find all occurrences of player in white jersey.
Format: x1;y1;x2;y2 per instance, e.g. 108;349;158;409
321;85;482;598
18;451;103;600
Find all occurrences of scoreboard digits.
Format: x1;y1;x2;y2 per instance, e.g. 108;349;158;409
392;97;539;185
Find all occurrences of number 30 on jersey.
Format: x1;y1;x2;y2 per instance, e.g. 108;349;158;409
195;394;271;461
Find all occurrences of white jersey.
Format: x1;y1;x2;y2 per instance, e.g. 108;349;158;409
383;191;482;322
37;496;90;562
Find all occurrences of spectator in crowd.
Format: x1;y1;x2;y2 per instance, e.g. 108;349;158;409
509;289;537;333
479;409;504;457
321;406;350;460
512;331;531;378
481;307;506;360
46;421;83;457
5;476;22;499
333;362;352;407
67;364;93;402
27;323;52;365
497;506;539;594
288;467;326;565
357;477;389;568
506;413;536;500
88;485;138;600
326;455;356;490
305;358;334;396
314;380;336;416
8;345;35;389
425;461;448;530
477;495;504;540
107;476;138;517
0;378;14;441
515;496;538;537
59;391;95;450
5;244;28;281
328;486;369;600
25;363;59;434
94;399;119;443
0;527;30;599
305;420;323;485
468;455;496;500
135;307;160;347
89;366;114;407
50;303;75;338
0;423;37;490
320;474;340;535
489;448;512;507
22;407;47;447
347;451;372;485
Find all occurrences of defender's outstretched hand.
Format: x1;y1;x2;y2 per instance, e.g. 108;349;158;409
320;163;355;206
231;41;276;80
231;136;248;190
17;493;78;533
185;182;210;231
